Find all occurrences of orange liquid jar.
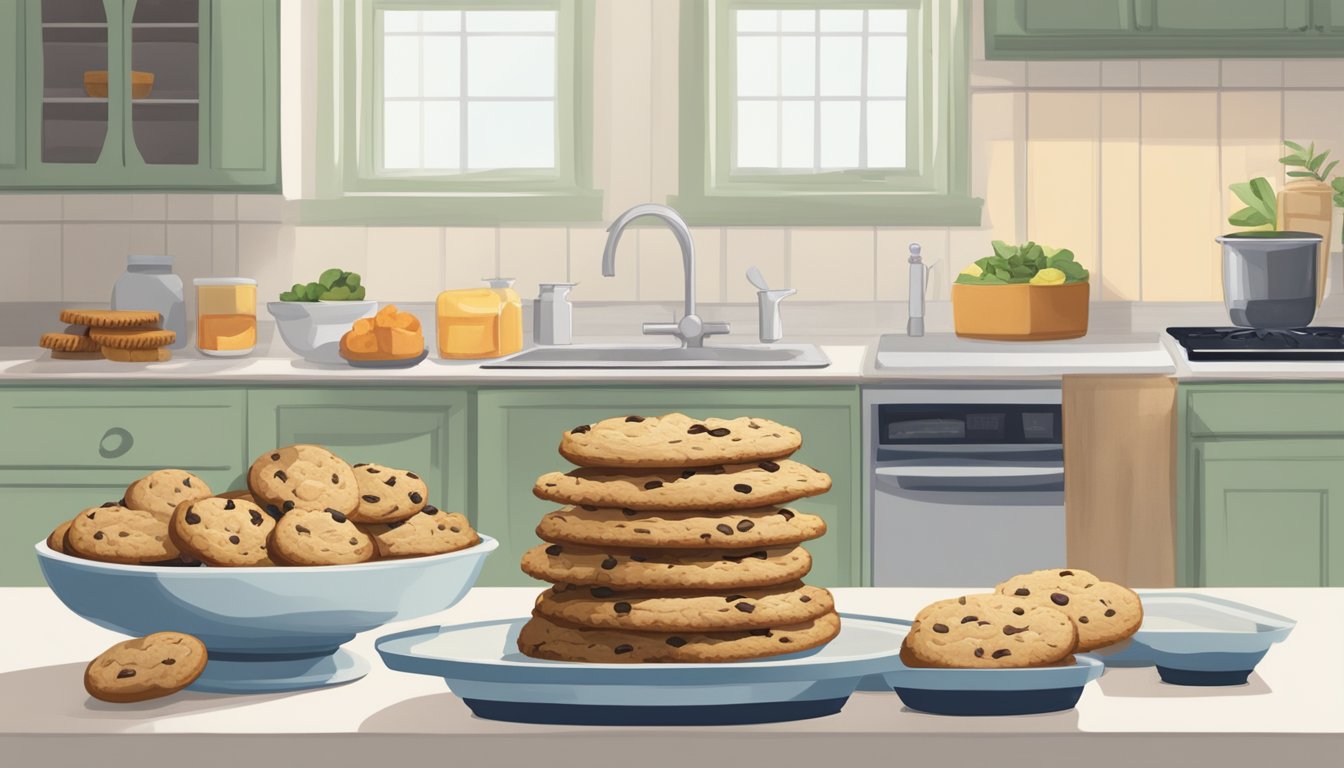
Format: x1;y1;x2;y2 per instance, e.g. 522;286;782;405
193;278;257;356
436;278;523;359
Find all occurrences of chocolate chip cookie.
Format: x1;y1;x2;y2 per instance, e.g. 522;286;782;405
217;488;258;505
124;469;213;522
533;460;832;512
65;505;182;565
169;496;276;567
517;611;841;663
347;463;429;524
268;507;375;566
995;568;1144;652
535;505;826;549
84;632;207;703
533;581;834;632
520;543;811;590
559;413;803;469
359;505;479;558
46;518;74;553
901;594;1077;669
247;444;359;519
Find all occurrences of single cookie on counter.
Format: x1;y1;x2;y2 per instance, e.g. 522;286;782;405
535;504;826;549
359;505;479;558
558;413;803;469
169;497;276;567
84;632;207;703
534;581;835;632
64;505;182;565
124;469;213;522
247;444;360;518
901;594;1077;669
46;519;74;553
533;459;832;512
347;463;429;524
995;568;1144;652
269;507;375;566
517;611;841;663
520;542;812;591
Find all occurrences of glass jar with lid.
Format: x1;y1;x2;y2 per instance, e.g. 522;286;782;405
111;255;186;349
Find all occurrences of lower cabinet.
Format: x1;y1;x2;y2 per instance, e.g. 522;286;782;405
474;386;862;588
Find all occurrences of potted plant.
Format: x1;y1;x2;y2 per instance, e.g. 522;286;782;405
267;268;377;364
951;241;1090;340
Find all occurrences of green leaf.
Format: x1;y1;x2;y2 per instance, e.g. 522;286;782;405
1284;139;1308;154
304;282;324;301
1230;177;1277;223
1048;249;1076;264
349;286;367;300
991;240;1017;260
1279;155;1307;167
344;272;362;290
1228;206;1271;227
318;268;343;289
279;291;298;302
1309;150;1328;172
1324;160;1339;179
1287;170;1319;178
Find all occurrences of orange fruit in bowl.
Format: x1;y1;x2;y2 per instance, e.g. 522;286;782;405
340;304;424;361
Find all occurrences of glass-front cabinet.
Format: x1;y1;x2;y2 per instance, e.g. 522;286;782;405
0;0;278;190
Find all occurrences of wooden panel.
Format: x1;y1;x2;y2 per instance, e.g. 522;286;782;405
1063;375;1176;586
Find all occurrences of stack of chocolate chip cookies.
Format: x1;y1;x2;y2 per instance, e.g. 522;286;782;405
518;413;840;663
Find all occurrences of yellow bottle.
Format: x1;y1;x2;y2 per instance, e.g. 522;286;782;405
436;278;523;359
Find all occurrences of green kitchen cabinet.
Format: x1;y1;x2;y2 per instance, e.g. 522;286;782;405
473;387;862;588
1179;383;1344;587
245;388;471;522
0;0;278;190
0;386;245;585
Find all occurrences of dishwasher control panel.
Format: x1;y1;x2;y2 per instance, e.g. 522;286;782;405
878;403;1062;446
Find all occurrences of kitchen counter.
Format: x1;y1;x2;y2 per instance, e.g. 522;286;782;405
2;587;1338;767
867;333;1177;378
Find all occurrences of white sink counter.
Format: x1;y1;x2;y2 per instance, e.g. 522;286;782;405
1;587;1338;767
867;333;1177;378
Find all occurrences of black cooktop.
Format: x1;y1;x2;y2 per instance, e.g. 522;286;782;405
1167;326;1344;361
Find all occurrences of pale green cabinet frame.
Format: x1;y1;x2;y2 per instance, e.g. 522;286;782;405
0;0;279;191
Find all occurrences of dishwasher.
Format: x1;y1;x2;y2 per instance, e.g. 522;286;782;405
864;386;1065;587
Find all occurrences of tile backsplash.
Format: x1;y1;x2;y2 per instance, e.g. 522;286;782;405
3;1;1343;310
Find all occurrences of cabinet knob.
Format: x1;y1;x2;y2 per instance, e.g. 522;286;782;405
98;427;134;459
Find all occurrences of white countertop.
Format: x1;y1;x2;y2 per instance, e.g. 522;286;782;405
867;333;1177;378
1;587;1338;767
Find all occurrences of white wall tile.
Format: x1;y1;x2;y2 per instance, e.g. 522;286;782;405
212;224;238;277
1100;92;1142;301
366;227;442;302
1139;60;1220;88
236;194;286;222
166;224;216;316
212;195;237;221
637;227;722;303
237;223;291;303
497;227;568;299
789;229;875;302
290;227;369;290
443;228;501;288
949;90;1026;275
130;194;167;220
0;196;62;222
1220;91;1284;228
1283;60;1344;88
1027;61;1100;88
130;223;166;254
0;224;62;301
569;226;637;302
1221;60;1283;88
63;195;133;221
1101;61;1139;88
724;229;787;303
1027;91;1100;298
166;194;216;221
62;223;133;302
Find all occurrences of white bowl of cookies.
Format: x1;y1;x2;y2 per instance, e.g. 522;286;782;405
35;444;495;695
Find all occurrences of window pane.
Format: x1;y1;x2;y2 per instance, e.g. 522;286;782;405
819;101;859;168
780;101;814;169
384;37;421;98
423;100;461;170
736;37;778;97
736;100;778;168
422;37;460;98
383;101;421;169
423;11;461;33
867;100;906;168
467;36;555;97
467;101;554;169
867;35;907;98
736;9;777;33
868;9;908;34
819;37;861;97
819;9;863;32
780;10;815;33
780;37;815;97
383;10;418;33
465;10;556;33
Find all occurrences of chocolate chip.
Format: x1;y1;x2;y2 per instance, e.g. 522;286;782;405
367;467;380;474
958;597;966;605
296;525;311;534
354;463;368;468
184;510;201;525
700;533;712;540
687;424;708;434
1012;607;1025;616
749;628;773;637
751;550;767;559
117;669;136;679
668;439;682;444
614;644;634;655
1003;625;1028;635
408;492;423;504
283;500;295;512
708;427;731;437
622;508;637;516
249;510;263;526
992;649;1012;659
99;502;117;508
327;509;347;523
680;469;696;479
779;637;792;644
422;505;439;515
545;544;563;556
331;473;339;484
932;623;949;633
407;472;419;480
362;495;380;503
266;504;280;518
601;556;618;570
974;648;984;658
733;484;752;494
961;616;978;623
581;505;597;511
93;531;104;540
614;602;632;614
229;535;241;545
386;520;405;530
736;519;754;532
716;523;734;536
800;595;811;603
223;499;236;510
384;476;397;487
666;636;687;647
118;531;129;537
271;453;280;460
1051;592;1070;606
1059;570;1073;576
778;509;795;520
572;424;591;434
1104;609;1116;617
182;477;192;487
735;603;755;613
591;587;614;598
450;526;461;532
1014;588;1030;596
273;470;288;482
625;415;645;422
725;594;745;602
1078;616;1090;624
161;658;176;665
87;511;96;519
758;461;780;472
644;481;663;490
630;554;648;562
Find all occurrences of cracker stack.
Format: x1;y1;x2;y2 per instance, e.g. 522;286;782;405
39;309;175;362
517;413;841;663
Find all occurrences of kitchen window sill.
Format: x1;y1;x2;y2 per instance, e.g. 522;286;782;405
295;191;605;227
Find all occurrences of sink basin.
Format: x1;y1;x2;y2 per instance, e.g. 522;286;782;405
481;343;830;369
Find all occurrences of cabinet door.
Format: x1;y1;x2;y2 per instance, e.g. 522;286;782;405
1016;0;1135;32
0;0;25;180
246;388;470;520
1198;443;1344;587
205;0;278;189
1151;0;1309;31
475;387;862;588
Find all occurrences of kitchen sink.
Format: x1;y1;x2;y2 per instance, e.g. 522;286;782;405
481;343;830;369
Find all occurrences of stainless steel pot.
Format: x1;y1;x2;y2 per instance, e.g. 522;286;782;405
1217;231;1323;328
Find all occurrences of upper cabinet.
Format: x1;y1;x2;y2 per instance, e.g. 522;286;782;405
986;0;1344;58
0;0;278;190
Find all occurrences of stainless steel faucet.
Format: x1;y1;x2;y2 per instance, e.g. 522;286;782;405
602;203;730;348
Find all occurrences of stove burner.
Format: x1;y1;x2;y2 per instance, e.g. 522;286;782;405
1167;326;1344;361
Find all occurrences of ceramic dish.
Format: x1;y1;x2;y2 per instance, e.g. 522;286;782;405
267;300;378;364
345;349;429;368
375;613;908;725
1086;592;1295;685
36;535;497;693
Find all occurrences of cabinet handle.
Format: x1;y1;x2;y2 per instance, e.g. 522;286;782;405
99;427;134;459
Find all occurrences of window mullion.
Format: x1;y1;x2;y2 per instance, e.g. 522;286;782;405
812;9;820;172
858;9;869;170
459;19;469;171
